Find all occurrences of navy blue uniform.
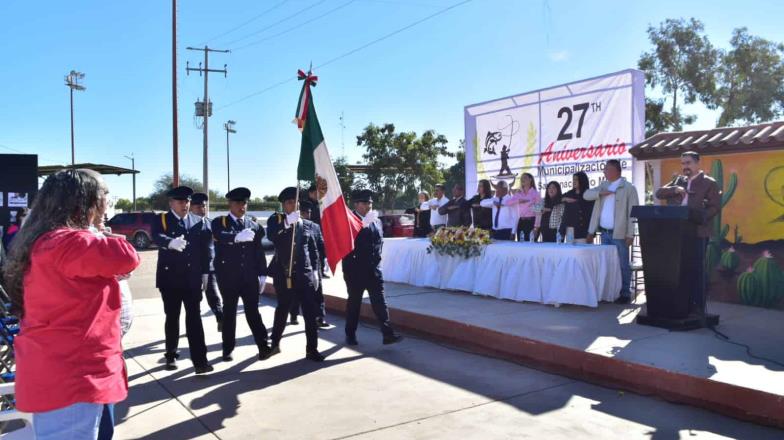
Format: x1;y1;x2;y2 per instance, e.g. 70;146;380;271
290;222;327;321
343;213;395;339
267;213;321;352
152;211;211;367
211;215;270;357
197;215;224;328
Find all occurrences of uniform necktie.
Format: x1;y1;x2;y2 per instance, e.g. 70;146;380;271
178;217;186;229
494;196;503;228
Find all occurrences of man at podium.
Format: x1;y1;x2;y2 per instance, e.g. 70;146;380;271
655;151;720;313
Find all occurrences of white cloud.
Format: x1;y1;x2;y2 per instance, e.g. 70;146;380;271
548;50;570;62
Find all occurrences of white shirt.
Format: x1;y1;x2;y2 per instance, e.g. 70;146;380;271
429;196;449;226
171;210;192;229
480;194;519;230
681;172;702;206
229;212;246;224
599;178;622;230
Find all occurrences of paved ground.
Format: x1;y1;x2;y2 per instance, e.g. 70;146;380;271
117;250;784;439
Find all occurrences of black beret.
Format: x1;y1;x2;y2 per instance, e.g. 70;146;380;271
278;187;298;203
226;187;251;201
167;186;193;200
351;189;374;203
191;192;208;205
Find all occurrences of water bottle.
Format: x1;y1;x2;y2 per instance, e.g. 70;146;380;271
556;231;562;244
565;227;575;245
529;230;536;243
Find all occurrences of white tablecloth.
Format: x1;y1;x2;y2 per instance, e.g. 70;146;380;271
381;238;622;307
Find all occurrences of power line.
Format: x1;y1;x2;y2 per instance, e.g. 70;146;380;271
217;0;473;110
201;0;290;45
233;0;358;51
221;0;328;48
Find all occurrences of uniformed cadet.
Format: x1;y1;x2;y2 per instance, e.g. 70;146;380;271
211;187;274;362
267;187;324;362
151;186;213;374
288;200;331;328
189;192;224;332
344;189;402;346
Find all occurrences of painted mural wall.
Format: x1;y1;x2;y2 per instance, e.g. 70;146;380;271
659;150;784;309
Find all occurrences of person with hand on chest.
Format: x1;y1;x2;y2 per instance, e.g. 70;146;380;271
438;183;472;227
343;189;403;346
267;187;325;362
151;186;213;374
189;192;224;332
480;180;520;240
211;187;274;363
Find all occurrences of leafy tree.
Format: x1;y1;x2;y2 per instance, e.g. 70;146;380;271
443;140;466;192
715;28;784;126
638;18;719;131
114;198;133;212
147;174;224;210
356;123;451;210
643;97;695;138
333;156;357;200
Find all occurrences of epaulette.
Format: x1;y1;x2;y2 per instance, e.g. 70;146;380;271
222;215;228;228
160;213;168;232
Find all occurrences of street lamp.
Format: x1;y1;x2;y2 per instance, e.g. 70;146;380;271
224;120;236;191
124;154;136;211
65;70;86;167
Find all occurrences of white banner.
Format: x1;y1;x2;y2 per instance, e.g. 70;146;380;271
465;69;645;197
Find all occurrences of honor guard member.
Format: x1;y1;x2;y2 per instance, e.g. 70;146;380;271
344;189;402;346
288;200;331;328
267;187;324;362
151;186;213;374
211;187;274;362
189;192;224;332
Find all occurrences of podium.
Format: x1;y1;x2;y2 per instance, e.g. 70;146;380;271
630;206;719;330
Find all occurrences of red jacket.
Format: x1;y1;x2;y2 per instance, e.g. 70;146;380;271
15;228;140;412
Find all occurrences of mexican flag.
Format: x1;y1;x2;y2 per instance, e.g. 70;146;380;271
294;69;362;272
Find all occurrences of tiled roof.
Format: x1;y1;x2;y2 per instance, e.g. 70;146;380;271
629;120;784;159
38;163;139;177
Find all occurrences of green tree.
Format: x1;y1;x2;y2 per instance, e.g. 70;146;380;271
715;27;784;126
356;123;451;210
114;198;133;212
333;156;356;200
443;140;466;192
147;174;224;210
638;18;719;131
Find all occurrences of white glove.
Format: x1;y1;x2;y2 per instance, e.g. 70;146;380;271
286;211;300;227
363;210;379;227
258;276;267;294
168;235;187;252
201;274;208;291
235;228;255;243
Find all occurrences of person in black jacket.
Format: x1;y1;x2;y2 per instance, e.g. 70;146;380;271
151;186;213;374
189;192;224;332
438;183;472;227
404;191;432;237
211;187;273;363
288;200;331;328
468;179;493;230
344;189;402;346
267;187;324;362
559;171;595;243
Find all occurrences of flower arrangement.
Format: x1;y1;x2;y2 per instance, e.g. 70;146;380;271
427;226;491;258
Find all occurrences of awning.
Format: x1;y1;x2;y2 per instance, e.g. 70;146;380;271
38;163;139;177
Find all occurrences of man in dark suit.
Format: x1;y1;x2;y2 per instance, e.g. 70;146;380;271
267;187;324;362
344;189;403;346
438;183;472;227
655;151;721;315
211;187;273;362
189;192;224;332
288;200;331;328
151;186;213;374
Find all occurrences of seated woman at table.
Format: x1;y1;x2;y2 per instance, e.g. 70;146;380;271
559;171;595;243
513;173;541;241
405;191;432;237
537;181;564;242
468;179;493;230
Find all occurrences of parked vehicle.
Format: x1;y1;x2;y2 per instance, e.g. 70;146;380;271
106;212;159;249
379;214;414;238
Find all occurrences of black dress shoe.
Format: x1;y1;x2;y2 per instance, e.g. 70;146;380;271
383;335;404;345
306;351;325;362
258;346;277;360
614;296;631;305
194;364;214;374
164;358;178;370
346;336;359;346
289;316;300;325
222;353;233;362
317;318;331;328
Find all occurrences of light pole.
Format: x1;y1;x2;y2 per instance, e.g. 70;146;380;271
224;120;236;191
65;70;86;167
124;154;136;211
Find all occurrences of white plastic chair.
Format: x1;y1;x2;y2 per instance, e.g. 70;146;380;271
0;383;34;440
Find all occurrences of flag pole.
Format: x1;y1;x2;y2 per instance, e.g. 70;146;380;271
287;183;300;289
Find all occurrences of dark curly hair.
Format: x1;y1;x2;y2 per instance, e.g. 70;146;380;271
2;169;108;315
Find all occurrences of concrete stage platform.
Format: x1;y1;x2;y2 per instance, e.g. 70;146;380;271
306;265;784;429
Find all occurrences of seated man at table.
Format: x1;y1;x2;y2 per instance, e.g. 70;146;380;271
480;180;519;240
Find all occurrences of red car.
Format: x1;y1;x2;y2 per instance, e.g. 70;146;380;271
380;214;414;238
106;212;160;249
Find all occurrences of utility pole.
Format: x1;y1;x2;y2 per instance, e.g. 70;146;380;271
224;120;236;191
65;70;86;167
186;46;229;210
124;154;136;211
172;0;179;187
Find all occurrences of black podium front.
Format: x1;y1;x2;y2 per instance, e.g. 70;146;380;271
630;206;719;330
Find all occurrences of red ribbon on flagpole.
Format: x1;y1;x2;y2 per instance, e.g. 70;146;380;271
295;69;319;130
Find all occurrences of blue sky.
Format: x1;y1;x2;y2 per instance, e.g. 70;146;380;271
2;0;783;201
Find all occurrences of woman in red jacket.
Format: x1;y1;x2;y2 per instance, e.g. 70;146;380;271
2;169;140;440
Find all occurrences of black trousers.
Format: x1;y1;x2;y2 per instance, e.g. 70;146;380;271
694;237;709;317
203;273;223;321
271;277;319;352
517;217;536;241
541;227;558;243
160;288;208;366
220;281;269;355
344;270;394;338
491;228;513;241
289;283;326;320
